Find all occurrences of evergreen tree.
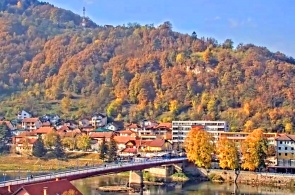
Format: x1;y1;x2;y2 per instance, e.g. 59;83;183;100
32;137;47;158
108;136;117;162
99;137;108;160
53;135;65;159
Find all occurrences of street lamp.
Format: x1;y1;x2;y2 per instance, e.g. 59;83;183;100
3;173;6;185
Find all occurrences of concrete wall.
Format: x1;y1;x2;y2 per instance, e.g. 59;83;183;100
147;165;174;177
183;162;295;186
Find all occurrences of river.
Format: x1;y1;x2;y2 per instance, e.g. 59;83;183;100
71;174;295;195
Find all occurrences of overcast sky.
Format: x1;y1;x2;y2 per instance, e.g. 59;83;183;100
45;0;295;57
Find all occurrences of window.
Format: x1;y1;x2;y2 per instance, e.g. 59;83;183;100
280;141;282;144
285;147;288;150
279;153;281;156
279;147;281;150
292;147;294;150
285;153;288;156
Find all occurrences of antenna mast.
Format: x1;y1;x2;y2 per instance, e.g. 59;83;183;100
82;7;86;28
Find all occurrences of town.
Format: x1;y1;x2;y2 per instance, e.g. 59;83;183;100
0;110;292;172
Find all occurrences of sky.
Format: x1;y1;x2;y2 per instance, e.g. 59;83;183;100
45;0;295;57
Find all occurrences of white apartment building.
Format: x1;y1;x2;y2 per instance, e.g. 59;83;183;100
172;120;229;143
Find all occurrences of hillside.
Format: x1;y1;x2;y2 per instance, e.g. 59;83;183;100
0;0;295;132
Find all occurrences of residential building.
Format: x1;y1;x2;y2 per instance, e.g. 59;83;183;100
22;118;42;131
79;118;91;128
208;131;278;146
17;110;32;120
12;179;82;195
105;122;121;131
172;120;230;142
126;123;141;132
146;139;172;152
91;113;107;127
276;134;295;167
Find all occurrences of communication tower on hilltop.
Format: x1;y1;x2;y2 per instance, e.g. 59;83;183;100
82;7;86;28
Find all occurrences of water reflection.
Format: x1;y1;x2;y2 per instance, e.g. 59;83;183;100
69;175;295;195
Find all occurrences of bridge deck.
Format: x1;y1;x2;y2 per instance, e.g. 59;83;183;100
0;157;187;189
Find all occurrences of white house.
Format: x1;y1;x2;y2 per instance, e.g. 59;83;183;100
17;110;32;120
91;113;107;127
22;118;42;131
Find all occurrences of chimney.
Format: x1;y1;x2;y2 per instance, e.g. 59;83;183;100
7;185;11;193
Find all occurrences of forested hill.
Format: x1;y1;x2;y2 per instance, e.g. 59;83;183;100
1;0;295;133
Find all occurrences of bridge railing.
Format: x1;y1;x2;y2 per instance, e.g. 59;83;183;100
0;157;187;187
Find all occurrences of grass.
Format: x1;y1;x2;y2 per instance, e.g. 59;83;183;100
0;152;103;171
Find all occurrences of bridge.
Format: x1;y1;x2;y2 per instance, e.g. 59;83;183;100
0;157;187;192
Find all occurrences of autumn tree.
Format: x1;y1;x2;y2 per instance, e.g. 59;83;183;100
241;129;268;171
216;137;239;170
62;189;78;195
61;96;72;113
76;134;91;151
62;137;76;150
184;126;214;168
44;130;58;149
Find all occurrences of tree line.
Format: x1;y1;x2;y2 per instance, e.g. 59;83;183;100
185;127;271;171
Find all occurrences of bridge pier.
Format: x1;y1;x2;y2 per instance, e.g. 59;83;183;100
129;170;144;188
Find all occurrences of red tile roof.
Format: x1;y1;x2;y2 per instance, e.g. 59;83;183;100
16;138;37;145
15;131;37;137
33;127;55;134
127;123;141;129
156;123;172;129
276;134;295;141
57;125;70;132
122;148;137;153
148;139;165;147
0;121;14;130
114;136;136;144
89;132;113;139
13;179;82;195
22;118;40;123
118;129;137;135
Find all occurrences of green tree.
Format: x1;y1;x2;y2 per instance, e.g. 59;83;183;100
76;134;91;151
32;137;47;158
216;137;239;170
99;137;108;160
184;126;214;168
0;122;9;140
241;129;268;171
108;136;117;162
53;135;65;159
222;39;234;49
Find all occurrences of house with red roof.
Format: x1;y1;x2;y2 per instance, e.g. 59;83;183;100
21;118;42;131
12;179;82;195
146;139;172;152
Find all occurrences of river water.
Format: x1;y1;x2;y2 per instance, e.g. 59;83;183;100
71;175;295;195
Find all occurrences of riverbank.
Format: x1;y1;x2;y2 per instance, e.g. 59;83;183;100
0;153;102;171
196;168;295;188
